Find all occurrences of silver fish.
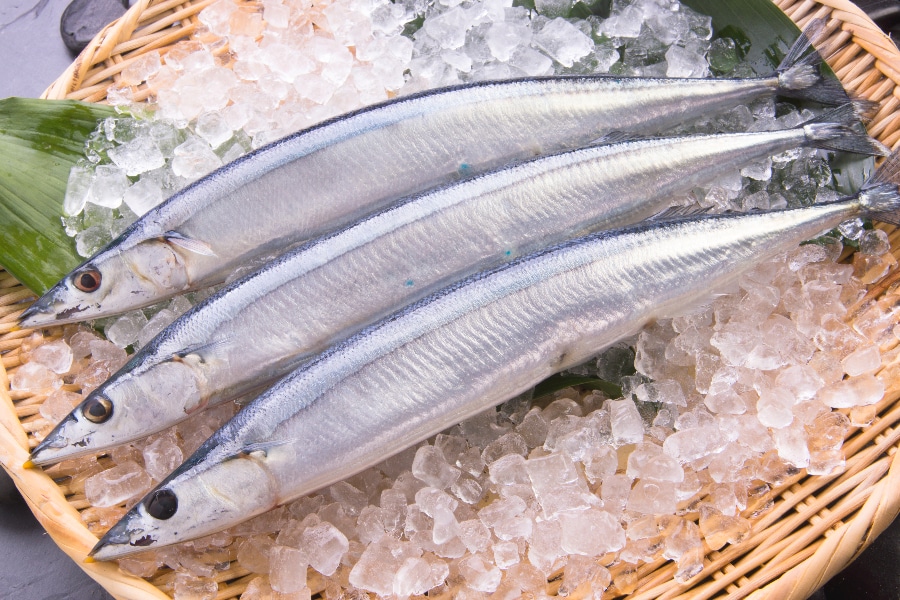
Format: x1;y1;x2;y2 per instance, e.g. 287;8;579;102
20;21;844;327
89;151;900;560
28;106;881;466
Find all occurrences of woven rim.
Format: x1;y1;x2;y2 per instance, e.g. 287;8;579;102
3;0;899;598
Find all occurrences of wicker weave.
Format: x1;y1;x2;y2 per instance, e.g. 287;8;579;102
0;0;896;598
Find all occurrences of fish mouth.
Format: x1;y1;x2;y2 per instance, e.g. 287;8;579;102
89;517;154;561
18;298;89;328
28;415;80;466
17;300;56;328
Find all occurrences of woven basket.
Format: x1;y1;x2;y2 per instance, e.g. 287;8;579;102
1;0;899;598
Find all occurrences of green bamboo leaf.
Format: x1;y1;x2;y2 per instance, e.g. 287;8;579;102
0;98;115;294
532;373;623;400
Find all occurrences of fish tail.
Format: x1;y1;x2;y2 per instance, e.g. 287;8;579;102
859;149;900;225
800;104;890;156
775;18;850;106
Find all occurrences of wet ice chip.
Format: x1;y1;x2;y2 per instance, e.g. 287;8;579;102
105;311;150;348
423;7;470;50
533;18;592;67
123;177;164;217
841;345;882;376
142;432;183;482
269;545;308;593
172;136;223;181
457;518;491;553
559;509;625;556
109;136;166;176
299;522;349;576
196;112;234;149
39;389;82;424
412;445;460;489
458;554;501;592
88;164;130;208
627;480;677;514
609;398;644;445
11;362;62;392
819;374;885;408
29;339;73;374
84;461;152;507
394;556;449;597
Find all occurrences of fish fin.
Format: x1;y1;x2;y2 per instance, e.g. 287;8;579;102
589;131;648;147
241;439;291;457
859;149;900;225
648;205;712;221
801;104;890;156
164;231;217;257
776;18;827;74
775;19;850;106
173;337;233;363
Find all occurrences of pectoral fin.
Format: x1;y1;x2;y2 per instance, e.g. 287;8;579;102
164;231;217;256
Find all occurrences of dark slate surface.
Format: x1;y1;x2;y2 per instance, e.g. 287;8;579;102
0;1;899;599
60;0;127;52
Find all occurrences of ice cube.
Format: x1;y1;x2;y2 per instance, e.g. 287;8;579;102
105;311;150;348
559;509;626;556
10;362;62;392
173;572;218;600
492;540;519;569
39;389;82;424
665;42;709;78
819;374;885;408
423;7;471;50
533;18;593;68
328;481;368;516
458;554;501;592
84;461;152;507
457;518;491;553
394;555;449;597
195;112;234;149
269;545;308;593
626;480;677;514
481;432;528;464
142;432;184;482
609;398;644;445
841;345;881;377
698;504;750;550
412;445;461;489
88;164;130;208
109;136;166;177
349;538;422;596
29;340;73;374
64;164;93;216
299;522;348;576
171;136;223;181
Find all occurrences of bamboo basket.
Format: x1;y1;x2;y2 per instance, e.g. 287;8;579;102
0;0;898;598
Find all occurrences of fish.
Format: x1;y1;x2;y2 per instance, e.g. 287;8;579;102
27;105;885;466
20;20;847;328
88;150;900;560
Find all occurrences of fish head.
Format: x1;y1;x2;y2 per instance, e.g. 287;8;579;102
30;359;206;465
90;452;279;560
19;238;191;327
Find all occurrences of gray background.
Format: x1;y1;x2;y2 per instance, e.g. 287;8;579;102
0;0;898;599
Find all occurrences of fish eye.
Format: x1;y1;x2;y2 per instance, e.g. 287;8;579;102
82;396;113;423
73;269;102;292
145;489;178;520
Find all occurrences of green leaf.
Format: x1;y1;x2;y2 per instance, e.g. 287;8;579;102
0;98;115;293
532;373;622;400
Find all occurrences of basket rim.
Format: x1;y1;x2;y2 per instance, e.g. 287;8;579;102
3;0;900;599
